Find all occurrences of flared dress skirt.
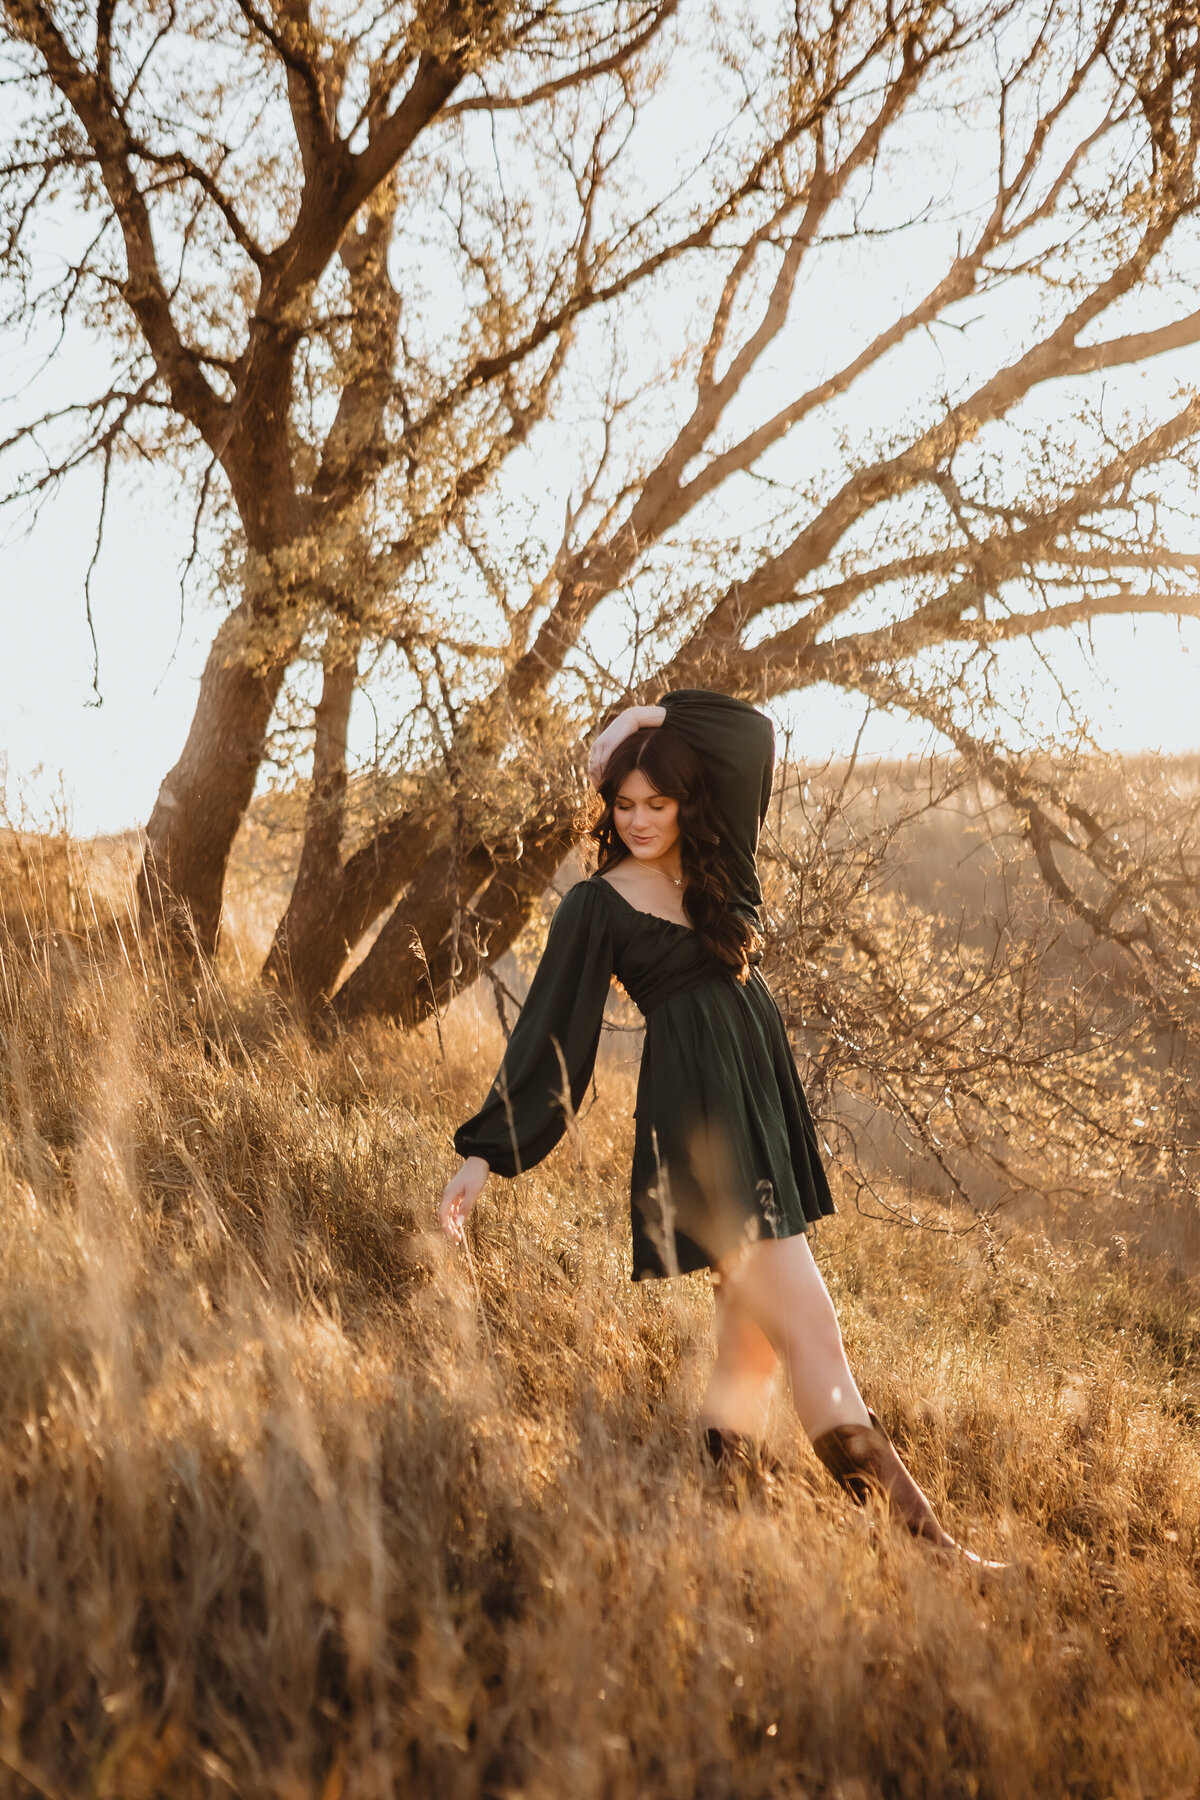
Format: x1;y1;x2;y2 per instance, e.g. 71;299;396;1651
629;960;834;1278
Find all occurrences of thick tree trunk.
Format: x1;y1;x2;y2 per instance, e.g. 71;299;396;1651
262;640;359;1007
332;796;579;1026
139;599;295;956
261;801;445;1009
266;682;555;1012
138;345;309;959
332;835;498;1027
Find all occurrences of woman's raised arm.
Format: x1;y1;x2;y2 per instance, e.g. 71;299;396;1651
657;690;775;912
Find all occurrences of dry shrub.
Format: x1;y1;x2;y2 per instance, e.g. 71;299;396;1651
0;807;143;960
0;826;87;946
1;821;1200;1797
762;754;1200;1262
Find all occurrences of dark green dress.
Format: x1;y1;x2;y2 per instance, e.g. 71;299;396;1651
453;690;836;1280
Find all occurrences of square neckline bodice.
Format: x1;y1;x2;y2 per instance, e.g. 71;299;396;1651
591;870;695;933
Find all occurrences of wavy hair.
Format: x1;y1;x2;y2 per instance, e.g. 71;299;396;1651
590;726;759;981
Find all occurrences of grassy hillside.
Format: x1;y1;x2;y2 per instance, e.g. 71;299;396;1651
1;803;1200;1798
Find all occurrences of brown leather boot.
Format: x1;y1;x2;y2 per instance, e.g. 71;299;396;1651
811;1409;1006;1571
702;1426;784;1486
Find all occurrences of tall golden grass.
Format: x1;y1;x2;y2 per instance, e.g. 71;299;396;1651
1;824;1199;1798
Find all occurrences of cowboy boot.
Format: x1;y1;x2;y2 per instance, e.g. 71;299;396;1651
702;1425;785;1486
811;1409;1007;1571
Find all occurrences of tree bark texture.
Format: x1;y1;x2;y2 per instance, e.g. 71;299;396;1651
261;643;359;1006
332;794;580;1026
139;603;294;955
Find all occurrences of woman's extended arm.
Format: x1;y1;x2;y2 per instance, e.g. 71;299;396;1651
441;880;614;1240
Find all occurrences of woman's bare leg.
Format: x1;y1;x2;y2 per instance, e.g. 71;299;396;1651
706;1236;998;1564
698;1274;779;1439
717;1234;871;1441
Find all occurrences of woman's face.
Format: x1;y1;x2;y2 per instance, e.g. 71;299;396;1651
612;768;681;861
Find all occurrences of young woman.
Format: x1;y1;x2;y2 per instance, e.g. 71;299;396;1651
441;690;998;1566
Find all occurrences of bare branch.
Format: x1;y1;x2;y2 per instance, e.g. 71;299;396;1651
7;0;228;446
441;0;679;119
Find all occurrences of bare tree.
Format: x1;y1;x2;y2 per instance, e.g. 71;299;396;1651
330;0;1200;1027
5;0;1200;1026
1;0;683;956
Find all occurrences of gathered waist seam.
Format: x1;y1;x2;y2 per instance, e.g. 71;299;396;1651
641;971;736;1016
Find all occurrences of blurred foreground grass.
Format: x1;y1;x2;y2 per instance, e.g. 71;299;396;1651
1;830;1199;1798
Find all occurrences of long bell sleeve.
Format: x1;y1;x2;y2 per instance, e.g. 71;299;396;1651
658;689;775;913
453;879;615;1177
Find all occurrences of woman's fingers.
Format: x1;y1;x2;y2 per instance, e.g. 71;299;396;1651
588;706;664;788
588;728;615;787
588;716;628;786
440;1161;487;1241
439;1178;467;1241
440;1159;487;1243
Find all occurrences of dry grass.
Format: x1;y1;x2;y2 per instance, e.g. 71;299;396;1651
2;857;1200;1798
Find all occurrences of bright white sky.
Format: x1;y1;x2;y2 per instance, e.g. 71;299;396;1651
2;12;1199;838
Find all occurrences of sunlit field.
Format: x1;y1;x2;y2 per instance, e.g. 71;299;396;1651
2;794;1200;1800
10;0;1200;1791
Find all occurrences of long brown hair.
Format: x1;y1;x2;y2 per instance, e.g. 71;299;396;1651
591;726;759;980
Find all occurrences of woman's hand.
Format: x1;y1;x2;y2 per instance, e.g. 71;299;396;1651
587;704;666;788
440;1156;490;1243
